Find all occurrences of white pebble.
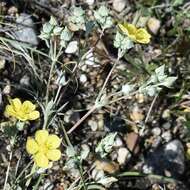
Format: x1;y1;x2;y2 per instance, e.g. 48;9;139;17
65;41;78;54
117;147;130;165
113;0;126;12
86;0;95;6
80;74;87;83
147;17;161;35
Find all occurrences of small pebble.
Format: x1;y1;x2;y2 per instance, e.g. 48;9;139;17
130;106;144;123
152;127;161;136
113;136;123;147
80;74;87;83
117;147;130;165
65;41;78;54
85;0;95;6
0;58;5;70
142;164;153;174
147;17;161;35
162;109;171;119
162;122;171;130
113;0;126;12
20;75;30;86
88;119;98;131
3;84;11;95
95;160;119;174
161;131;172;142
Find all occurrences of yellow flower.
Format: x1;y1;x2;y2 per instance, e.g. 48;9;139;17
118;23;151;44
4;98;40;121
26;130;61;168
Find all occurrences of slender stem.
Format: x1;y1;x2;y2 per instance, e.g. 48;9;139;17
67;106;96;134
13;161;33;188
145;94;158;123
78;163;87;190
25;163;36;188
3;135;16;190
61;121;72;147
3;151;13;190
45;58;57;105
32;174;43;190
96;56;120;103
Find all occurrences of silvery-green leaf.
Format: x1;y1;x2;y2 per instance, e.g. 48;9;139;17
160;76;177;88
43;23;54;34
146;86;156;96
53;26;63;35
94;5;113;29
66;146;76;158
155;65;165;77
104;16;113;29
60;40;67;48
49;16;58;26
95;132;117;158
122;84;135;95
72;6;85;17
97;6;109;17
157;74;167;82
60;27;73;41
39;32;50;40
172;0;184;6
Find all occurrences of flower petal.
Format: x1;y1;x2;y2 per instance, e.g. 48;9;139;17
26;137;39;154
118;23;137;41
28;111;40;120
46;149;61;161
35;130;49;145
10;98;22;112
4;105;16;117
136;28;151;44
22;101;36;113
46;134;61;149
34;152;49;168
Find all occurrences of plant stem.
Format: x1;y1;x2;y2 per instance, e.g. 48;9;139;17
67;105;96;134
3;135;16;190
96;56;120;103
3;151;13;190
32;174;43;190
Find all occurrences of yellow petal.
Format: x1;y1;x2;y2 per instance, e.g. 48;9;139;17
136;28;151;44
10;98;22;112
118;23;137;41
46;134;61;149
46;149;61;161
4;105;16;117
22;101;36;113
26;137;39;154
28;111;40;120
35;130;49;145
34;152;49;168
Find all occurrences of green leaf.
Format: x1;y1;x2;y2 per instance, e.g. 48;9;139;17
49;16;58;26
66;146;76;157
160;76;177;88
43;23;54;34
95;132;117;158
172;0;184;6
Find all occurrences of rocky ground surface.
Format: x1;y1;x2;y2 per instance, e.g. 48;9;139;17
0;0;190;190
